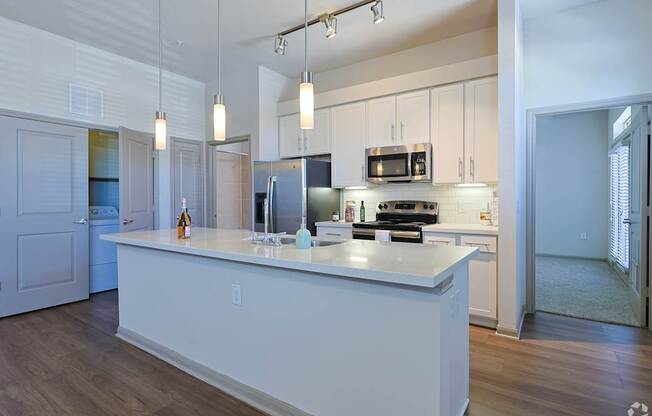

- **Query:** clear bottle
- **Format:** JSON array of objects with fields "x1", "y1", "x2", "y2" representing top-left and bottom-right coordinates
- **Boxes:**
[
  {"x1": 360, "y1": 201, "x2": 366, "y2": 222},
  {"x1": 295, "y1": 221, "x2": 312, "y2": 249},
  {"x1": 177, "y1": 198, "x2": 192, "y2": 239}
]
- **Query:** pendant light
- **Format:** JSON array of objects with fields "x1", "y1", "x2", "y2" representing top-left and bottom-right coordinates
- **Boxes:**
[
  {"x1": 213, "y1": 0, "x2": 226, "y2": 141},
  {"x1": 299, "y1": 0, "x2": 314, "y2": 130},
  {"x1": 154, "y1": 0, "x2": 167, "y2": 150}
]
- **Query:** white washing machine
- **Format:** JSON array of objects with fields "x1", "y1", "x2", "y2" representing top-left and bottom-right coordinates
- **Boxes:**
[{"x1": 89, "y1": 206, "x2": 119, "y2": 293}]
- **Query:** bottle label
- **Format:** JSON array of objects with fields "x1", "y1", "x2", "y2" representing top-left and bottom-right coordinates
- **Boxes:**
[{"x1": 184, "y1": 225, "x2": 191, "y2": 238}]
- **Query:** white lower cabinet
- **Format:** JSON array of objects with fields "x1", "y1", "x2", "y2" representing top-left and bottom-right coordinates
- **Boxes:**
[
  {"x1": 316, "y1": 225, "x2": 353, "y2": 239},
  {"x1": 424, "y1": 231, "x2": 497, "y2": 326}
]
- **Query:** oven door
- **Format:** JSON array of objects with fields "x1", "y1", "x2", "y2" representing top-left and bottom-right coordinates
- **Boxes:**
[{"x1": 366, "y1": 147, "x2": 411, "y2": 183}]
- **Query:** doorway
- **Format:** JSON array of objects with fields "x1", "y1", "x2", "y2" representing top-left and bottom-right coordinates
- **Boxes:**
[
  {"x1": 527, "y1": 103, "x2": 651, "y2": 328},
  {"x1": 207, "y1": 136, "x2": 252, "y2": 230}
]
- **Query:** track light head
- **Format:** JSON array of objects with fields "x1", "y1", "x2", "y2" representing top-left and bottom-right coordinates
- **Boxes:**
[
  {"x1": 371, "y1": 0, "x2": 384, "y2": 24},
  {"x1": 320, "y1": 14, "x2": 337, "y2": 39},
  {"x1": 274, "y1": 35, "x2": 288, "y2": 55}
]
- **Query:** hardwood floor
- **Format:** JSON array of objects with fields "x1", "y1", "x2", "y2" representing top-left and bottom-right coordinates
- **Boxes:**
[{"x1": 0, "y1": 291, "x2": 650, "y2": 416}]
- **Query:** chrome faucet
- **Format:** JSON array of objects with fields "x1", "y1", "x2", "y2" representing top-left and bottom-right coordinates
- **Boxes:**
[{"x1": 251, "y1": 175, "x2": 285, "y2": 246}]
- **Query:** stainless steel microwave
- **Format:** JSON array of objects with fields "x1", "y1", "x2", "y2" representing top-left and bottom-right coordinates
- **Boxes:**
[{"x1": 366, "y1": 143, "x2": 432, "y2": 183}]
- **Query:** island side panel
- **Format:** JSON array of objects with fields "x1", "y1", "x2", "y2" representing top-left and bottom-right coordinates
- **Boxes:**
[{"x1": 116, "y1": 244, "x2": 468, "y2": 416}]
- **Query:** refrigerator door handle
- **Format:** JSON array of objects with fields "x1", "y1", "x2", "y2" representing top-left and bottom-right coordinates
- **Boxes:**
[{"x1": 267, "y1": 175, "x2": 278, "y2": 234}]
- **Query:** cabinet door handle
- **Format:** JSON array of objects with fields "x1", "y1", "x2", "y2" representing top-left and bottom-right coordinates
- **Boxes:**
[
  {"x1": 458, "y1": 157, "x2": 463, "y2": 178},
  {"x1": 361, "y1": 164, "x2": 366, "y2": 181},
  {"x1": 297, "y1": 135, "x2": 302, "y2": 154},
  {"x1": 391, "y1": 123, "x2": 395, "y2": 143},
  {"x1": 325, "y1": 232, "x2": 341, "y2": 236},
  {"x1": 400, "y1": 122, "x2": 404, "y2": 143},
  {"x1": 470, "y1": 157, "x2": 475, "y2": 178},
  {"x1": 73, "y1": 218, "x2": 88, "y2": 225},
  {"x1": 122, "y1": 219, "x2": 134, "y2": 225}
]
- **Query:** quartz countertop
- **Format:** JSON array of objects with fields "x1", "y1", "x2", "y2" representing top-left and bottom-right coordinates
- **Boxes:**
[
  {"x1": 421, "y1": 224, "x2": 499, "y2": 236},
  {"x1": 102, "y1": 228, "x2": 477, "y2": 288}
]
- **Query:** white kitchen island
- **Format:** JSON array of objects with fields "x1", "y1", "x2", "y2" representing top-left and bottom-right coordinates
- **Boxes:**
[{"x1": 102, "y1": 228, "x2": 477, "y2": 416}]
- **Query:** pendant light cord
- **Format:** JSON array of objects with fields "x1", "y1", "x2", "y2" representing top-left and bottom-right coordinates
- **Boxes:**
[
  {"x1": 304, "y1": 0, "x2": 307, "y2": 73},
  {"x1": 217, "y1": 0, "x2": 221, "y2": 95},
  {"x1": 158, "y1": 0, "x2": 162, "y2": 112}
]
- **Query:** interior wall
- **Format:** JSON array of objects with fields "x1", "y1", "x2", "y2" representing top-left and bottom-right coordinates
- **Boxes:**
[
  {"x1": 279, "y1": 27, "x2": 498, "y2": 101},
  {"x1": 0, "y1": 16, "x2": 207, "y2": 230},
  {"x1": 523, "y1": 0, "x2": 652, "y2": 109},
  {"x1": 497, "y1": 0, "x2": 526, "y2": 335},
  {"x1": 536, "y1": 110, "x2": 609, "y2": 259}
]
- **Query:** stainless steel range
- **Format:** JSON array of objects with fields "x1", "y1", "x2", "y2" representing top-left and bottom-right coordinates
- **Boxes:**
[{"x1": 352, "y1": 200, "x2": 438, "y2": 243}]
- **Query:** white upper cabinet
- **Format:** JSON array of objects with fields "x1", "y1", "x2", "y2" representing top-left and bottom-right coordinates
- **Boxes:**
[
  {"x1": 464, "y1": 77, "x2": 498, "y2": 183},
  {"x1": 431, "y1": 83, "x2": 465, "y2": 185},
  {"x1": 367, "y1": 96, "x2": 397, "y2": 148},
  {"x1": 303, "y1": 108, "x2": 331, "y2": 156},
  {"x1": 331, "y1": 102, "x2": 367, "y2": 188},
  {"x1": 396, "y1": 90, "x2": 430, "y2": 145},
  {"x1": 279, "y1": 110, "x2": 331, "y2": 158},
  {"x1": 279, "y1": 113, "x2": 301, "y2": 159}
]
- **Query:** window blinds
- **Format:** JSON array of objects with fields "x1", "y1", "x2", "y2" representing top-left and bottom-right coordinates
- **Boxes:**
[{"x1": 609, "y1": 145, "x2": 629, "y2": 271}]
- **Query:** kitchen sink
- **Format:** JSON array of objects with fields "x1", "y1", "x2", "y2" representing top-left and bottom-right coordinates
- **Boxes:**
[{"x1": 278, "y1": 237, "x2": 343, "y2": 247}]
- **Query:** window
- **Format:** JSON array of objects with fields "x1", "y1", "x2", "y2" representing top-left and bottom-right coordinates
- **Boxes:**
[{"x1": 609, "y1": 145, "x2": 629, "y2": 271}]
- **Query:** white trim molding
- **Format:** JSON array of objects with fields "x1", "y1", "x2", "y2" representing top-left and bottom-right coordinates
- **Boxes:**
[{"x1": 116, "y1": 326, "x2": 312, "y2": 416}]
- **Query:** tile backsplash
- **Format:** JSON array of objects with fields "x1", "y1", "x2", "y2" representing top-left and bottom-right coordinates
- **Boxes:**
[{"x1": 342, "y1": 183, "x2": 498, "y2": 225}]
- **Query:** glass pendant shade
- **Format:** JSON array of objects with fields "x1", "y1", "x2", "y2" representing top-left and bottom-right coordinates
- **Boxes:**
[
  {"x1": 213, "y1": 95, "x2": 226, "y2": 141},
  {"x1": 155, "y1": 111, "x2": 167, "y2": 150},
  {"x1": 299, "y1": 72, "x2": 314, "y2": 130}
]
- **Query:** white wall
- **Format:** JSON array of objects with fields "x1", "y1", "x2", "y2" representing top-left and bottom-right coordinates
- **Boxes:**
[
  {"x1": 206, "y1": 60, "x2": 293, "y2": 161},
  {"x1": 279, "y1": 27, "x2": 498, "y2": 101},
  {"x1": 524, "y1": 0, "x2": 652, "y2": 109},
  {"x1": 497, "y1": 0, "x2": 526, "y2": 335},
  {"x1": 0, "y1": 16, "x2": 206, "y2": 229},
  {"x1": 536, "y1": 111, "x2": 609, "y2": 259}
]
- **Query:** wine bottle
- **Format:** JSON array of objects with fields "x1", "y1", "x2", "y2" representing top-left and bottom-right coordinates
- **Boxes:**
[
  {"x1": 360, "y1": 201, "x2": 366, "y2": 222},
  {"x1": 177, "y1": 198, "x2": 192, "y2": 239}
]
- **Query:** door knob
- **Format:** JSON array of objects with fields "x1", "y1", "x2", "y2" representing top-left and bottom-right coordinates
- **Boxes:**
[{"x1": 73, "y1": 218, "x2": 88, "y2": 224}]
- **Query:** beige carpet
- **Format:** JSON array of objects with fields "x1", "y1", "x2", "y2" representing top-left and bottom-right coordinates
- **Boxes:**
[{"x1": 536, "y1": 256, "x2": 640, "y2": 327}]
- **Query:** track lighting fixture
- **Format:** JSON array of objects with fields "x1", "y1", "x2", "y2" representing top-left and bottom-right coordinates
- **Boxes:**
[
  {"x1": 273, "y1": 0, "x2": 386, "y2": 55},
  {"x1": 371, "y1": 0, "x2": 384, "y2": 24},
  {"x1": 320, "y1": 14, "x2": 337, "y2": 39},
  {"x1": 274, "y1": 35, "x2": 288, "y2": 55}
]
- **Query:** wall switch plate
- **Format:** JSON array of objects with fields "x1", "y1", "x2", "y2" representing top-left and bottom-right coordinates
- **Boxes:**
[
  {"x1": 231, "y1": 284, "x2": 242, "y2": 306},
  {"x1": 580, "y1": 232, "x2": 588, "y2": 240}
]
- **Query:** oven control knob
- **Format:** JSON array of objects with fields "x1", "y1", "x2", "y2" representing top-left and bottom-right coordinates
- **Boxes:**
[
  {"x1": 423, "y1": 204, "x2": 428, "y2": 209},
  {"x1": 378, "y1": 204, "x2": 383, "y2": 210},
  {"x1": 383, "y1": 204, "x2": 388, "y2": 209},
  {"x1": 429, "y1": 204, "x2": 435, "y2": 210}
]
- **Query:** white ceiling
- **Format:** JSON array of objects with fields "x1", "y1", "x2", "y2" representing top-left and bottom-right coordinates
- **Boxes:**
[
  {"x1": 520, "y1": 0, "x2": 603, "y2": 20},
  {"x1": 0, "y1": 0, "x2": 497, "y2": 82}
]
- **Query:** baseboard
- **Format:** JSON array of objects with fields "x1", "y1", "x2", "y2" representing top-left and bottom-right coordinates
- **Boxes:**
[
  {"x1": 116, "y1": 326, "x2": 312, "y2": 416},
  {"x1": 459, "y1": 398, "x2": 470, "y2": 416},
  {"x1": 535, "y1": 253, "x2": 607, "y2": 262},
  {"x1": 470, "y1": 315, "x2": 497, "y2": 329},
  {"x1": 495, "y1": 308, "x2": 526, "y2": 340}
]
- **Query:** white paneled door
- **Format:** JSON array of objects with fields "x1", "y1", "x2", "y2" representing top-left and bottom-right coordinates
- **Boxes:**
[
  {"x1": 171, "y1": 138, "x2": 204, "y2": 227},
  {"x1": 119, "y1": 127, "x2": 155, "y2": 232},
  {"x1": 0, "y1": 116, "x2": 89, "y2": 318}
]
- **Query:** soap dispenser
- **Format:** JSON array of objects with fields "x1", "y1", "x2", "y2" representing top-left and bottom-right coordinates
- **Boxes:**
[{"x1": 295, "y1": 221, "x2": 312, "y2": 249}]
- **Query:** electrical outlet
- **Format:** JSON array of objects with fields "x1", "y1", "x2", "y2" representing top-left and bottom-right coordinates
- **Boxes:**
[
  {"x1": 231, "y1": 284, "x2": 242, "y2": 306},
  {"x1": 580, "y1": 232, "x2": 588, "y2": 240}
]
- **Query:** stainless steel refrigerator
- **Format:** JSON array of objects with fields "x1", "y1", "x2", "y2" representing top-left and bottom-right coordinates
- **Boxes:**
[{"x1": 253, "y1": 159, "x2": 340, "y2": 235}]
